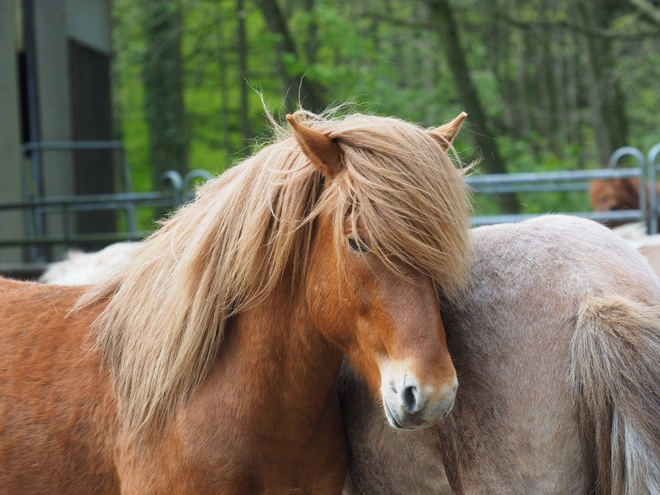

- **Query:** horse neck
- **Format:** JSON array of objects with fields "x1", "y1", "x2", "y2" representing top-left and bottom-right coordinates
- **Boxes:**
[{"x1": 225, "y1": 280, "x2": 344, "y2": 414}]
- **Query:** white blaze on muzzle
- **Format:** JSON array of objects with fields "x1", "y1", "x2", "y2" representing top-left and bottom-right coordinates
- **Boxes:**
[{"x1": 379, "y1": 359, "x2": 457, "y2": 430}]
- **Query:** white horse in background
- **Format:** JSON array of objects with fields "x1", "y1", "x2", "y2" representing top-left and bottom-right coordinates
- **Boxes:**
[{"x1": 39, "y1": 242, "x2": 139, "y2": 285}]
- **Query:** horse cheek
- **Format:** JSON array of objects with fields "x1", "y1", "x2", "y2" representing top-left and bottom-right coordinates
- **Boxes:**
[{"x1": 305, "y1": 270, "x2": 354, "y2": 351}]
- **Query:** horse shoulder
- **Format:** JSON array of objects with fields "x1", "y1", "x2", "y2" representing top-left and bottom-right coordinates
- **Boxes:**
[{"x1": 0, "y1": 278, "x2": 119, "y2": 494}]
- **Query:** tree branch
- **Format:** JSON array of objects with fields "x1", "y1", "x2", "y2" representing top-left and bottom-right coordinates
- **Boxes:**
[
  {"x1": 628, "y1": 0, "x2": 660, "y2": 25},
  {"x1": 363, "y1": 9, "x2": 660, "y2": 40},
  {"x1": 491, "y1": 10, "x2": 660, "y2": 39}
]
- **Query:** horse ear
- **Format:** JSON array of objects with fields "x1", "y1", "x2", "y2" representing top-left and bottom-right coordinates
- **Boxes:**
[
  {"x1": 286, "y1": 114, "x2": 343, "y2": 178},
  {"x1": 428, "y1": 112, "x2": 467, "y2": 150}
]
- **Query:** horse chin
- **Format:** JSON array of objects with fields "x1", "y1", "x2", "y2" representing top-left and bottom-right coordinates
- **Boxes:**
[
  {"x1": 383, "y1": 401, "x2": 417, "y2": 430},
  {"x1": 382, "y1": 400, "x2": 452, "y2": 431},
  {"x1": 381, "y1": 385, "x2": 457, "y2": 431}
]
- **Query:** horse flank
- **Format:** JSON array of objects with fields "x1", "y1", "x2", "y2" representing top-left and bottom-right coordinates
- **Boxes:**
[{"x1": 75, "y1": 110, "x2": 471, "y2": 436}]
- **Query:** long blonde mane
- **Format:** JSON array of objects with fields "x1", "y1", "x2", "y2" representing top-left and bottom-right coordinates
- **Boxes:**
[{"x1": 78, "y1": 109, "x2": 471, "y2": 436}]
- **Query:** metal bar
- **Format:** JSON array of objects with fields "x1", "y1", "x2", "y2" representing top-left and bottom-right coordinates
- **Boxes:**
[
  {"x1": 22, "y1": 0, "x2": 45, "y2": 261},
  {"x1": 0, "y1": 165, "x2": 209, "y2": 257},
  {"x1": 0, "y1": 192, "x2": 174, "y2": 209},
  {"x1": 161, "y1": 171, "x2": 184, "y2": 206},
  {"x1": 0, "y1": 231, "x2": 152, "y2": 247},
  {"x1": 610, "y1": 147, "x2": 647, "y2": 231},
  {"x1": 184, "y1": 169, "x2": 214, "y2": 201},
  {"x1": 648, "y1": 144, "x2": 660, "y2": 235},
  {"x1": 471, "y1": 209, "x2": 645, "y2": 227},
  {"x1": 20, "y1": 141, "x2": 140, "y2": 235},
  {"x1": 466, "y1": 148, "x2": 652, "y2": 230},
  {"x1": 120, "y1": 148, "x2": 137, "y2": 233},
  {"x1": 62, "y1": 203, "x2": 71, "y2": 250},
  {"x1": 608, "y1": 146, "x2": 646, "y2": 169},
  {"x1": 467, "y1": 183, "x2": 589, "y2": 194},
  {"x1": 21, "y1": 140, "x2": 125, "y2": 152},
  {"x1": 56, "y1": 199, "x2": 177, "y2": 212},
  {"x1": 464, "y1": 167, "x2": 642, "y2": 186}
]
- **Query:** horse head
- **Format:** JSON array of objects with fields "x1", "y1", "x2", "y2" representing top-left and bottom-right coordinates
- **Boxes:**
[
  {"x1": 589, "y1": 178, "x2": 640, "y2": 227},
  {"x1": 288, "y1": 112, "x2": 469, "y2": 429}
]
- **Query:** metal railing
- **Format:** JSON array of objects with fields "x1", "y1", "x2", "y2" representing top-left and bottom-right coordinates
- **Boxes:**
[
  {"x1": 0, "y1": 168, "x2": 212, "y2": 248},
  {"x1": 2, "y1": 138, "x2": 213, "y2": 260},
  {"x1": 2, "y1": 140, "x2": 660, "y2": 267},
  {"x1": 465, "y1": 145, "x2": 659, "y2": 232},
  {"x1": 646, "y1": 143, "x2": 660, "y2": 234},
  {"x1": 20, "y1": 141, "x2": 135, "y2": 242}
]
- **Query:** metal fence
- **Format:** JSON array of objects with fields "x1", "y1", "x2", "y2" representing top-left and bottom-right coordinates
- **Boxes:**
[
  {"x1": 2, "y1": 140, "x2": 660, "y2": 271},
  {"x1": 1, "y1": 140, "x2": 213, "y2": 263},
  {"x1": 465, "y1": 144, "x2": 660, "y2": 234}
]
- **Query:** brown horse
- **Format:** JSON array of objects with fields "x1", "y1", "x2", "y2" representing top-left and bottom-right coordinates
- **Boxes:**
[
  {"x1": 0, "y1": 109, "x2": 471, "y2": 494},
  {"x1": 340, "y1": 215, "x2": 660, "y2": 494},
  {"x1": 589, "y1": 177, "x2": 660, "y2": 229},
  {"x1": 589, "y1": 177, "x2": 642, "y2": 217}
]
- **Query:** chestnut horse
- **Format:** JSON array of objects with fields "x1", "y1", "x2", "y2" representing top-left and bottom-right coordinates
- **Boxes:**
[
  {"x1": 589, "y1": 177, "x2": 642, "y2": 218},
  {"x1": 590, "y1": 177, "x2": 660, "y2": 229},
  {"x1": 340, "y1": 215, "x2": 660, "y2": 495},
  {"x1": 0, "y1": 109, "x2": 471, "y2": 494}
]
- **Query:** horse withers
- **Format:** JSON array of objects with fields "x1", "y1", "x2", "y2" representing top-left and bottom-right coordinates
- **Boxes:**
[
  {"x1": 0, "y1": 109, "x2": 471, "y2": 494},
  {"x1": 340, "y1": 215, "x2": 660, "y2": 495}
]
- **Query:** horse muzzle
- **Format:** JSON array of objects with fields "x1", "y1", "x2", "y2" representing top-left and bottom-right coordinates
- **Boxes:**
[{"x1": 381, "y1": 372, "x2": 457, "y2": 430}]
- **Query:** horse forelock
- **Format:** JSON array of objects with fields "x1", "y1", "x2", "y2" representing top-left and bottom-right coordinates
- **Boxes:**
[
  {"x1": 76, "y1": 110, "x2": 471, "y2": 437},
  {"x1": 319, "y1": 113, "x2": 472, "y2": 298}
]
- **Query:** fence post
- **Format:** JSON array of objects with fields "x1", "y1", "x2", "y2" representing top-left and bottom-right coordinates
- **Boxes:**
[
  {"x1": 161, "y1": 171, "x2": 184, "y2": 207},
  {"x1": 184, "y1": 170, "x2": 214, "y2": 201},
  {"x1": 648, "y1": 144, "x2": 660, "y2": 235},
  {"x1": 609, "y1": 146, "x2": 647, "y2": 232}
]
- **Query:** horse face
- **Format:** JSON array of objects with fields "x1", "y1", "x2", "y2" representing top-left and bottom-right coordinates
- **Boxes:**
[
  {"x1": 306, "y1": 215, "x2": 457, "y2": 430},
  {"x1": 589, "y1": 179, "x2": 640, "y2": 221}
]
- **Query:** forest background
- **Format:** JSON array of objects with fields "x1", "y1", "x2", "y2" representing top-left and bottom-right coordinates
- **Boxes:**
[{"x1": 111, "y1": 0, "x2": 660, "y2": 223}]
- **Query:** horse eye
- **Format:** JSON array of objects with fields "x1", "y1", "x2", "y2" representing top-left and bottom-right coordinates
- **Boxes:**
[{"x1": 348, "y1": 237, "x2": 369, "y2": 253}]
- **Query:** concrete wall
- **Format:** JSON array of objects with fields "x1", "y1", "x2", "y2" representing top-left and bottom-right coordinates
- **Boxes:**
[
  {"x1": 0, "y1": 0, "x2": 26, "y2": 262},
  {"x1": 66, "y1": 0, "x2": 112, "y2": 54},
  {"x1": 35, "y1": 0, "x2": 75, "y2": 198},
  {"x1": 0, "y1": 0, "x2": 112, "y2": 263}
]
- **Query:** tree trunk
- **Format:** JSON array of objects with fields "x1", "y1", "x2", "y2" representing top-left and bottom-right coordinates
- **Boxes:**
[
  {"x1": 142, "y1": 0, "x2": 188, "y2": 193},
  {"x1": 302, "y1": 0, "x2": 319, "y2": 66},
  {"x1": 427, "y1": 0, "x2": 520, "y2": 213},
  {"x1": 237, "y1": 0, "x2": 252, "y2": 147},
  {"x1": 541, "y1": 20, "x2": 559, "y2": 147},
  {"x1": 216, "y1": 2, "x2": 231, "y2": 166},
  {"x1": 576, "y1": 0, "x2": 628, "y2": 166},
  {"x1": 258, "y1": 0, "x2": 325, "y2": 113}
]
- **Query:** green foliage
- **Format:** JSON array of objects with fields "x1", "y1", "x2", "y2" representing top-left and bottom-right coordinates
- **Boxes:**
[{"x1": 112, "y1": 0, "x2": 660, "y2": 227}]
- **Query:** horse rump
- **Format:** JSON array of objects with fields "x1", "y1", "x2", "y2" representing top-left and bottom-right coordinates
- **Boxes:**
[{"x1": 571, "y1": 295, "x2": 660, "y2": 494}]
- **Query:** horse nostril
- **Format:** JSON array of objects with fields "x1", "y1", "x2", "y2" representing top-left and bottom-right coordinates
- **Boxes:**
[{"x1": 401, "y1": 385, "x2": 419, "y2": 414}]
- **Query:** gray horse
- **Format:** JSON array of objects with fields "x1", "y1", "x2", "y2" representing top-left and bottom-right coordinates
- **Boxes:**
[{"x1": 340, "y1": 215, "x2": 660, "y2": 494}]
